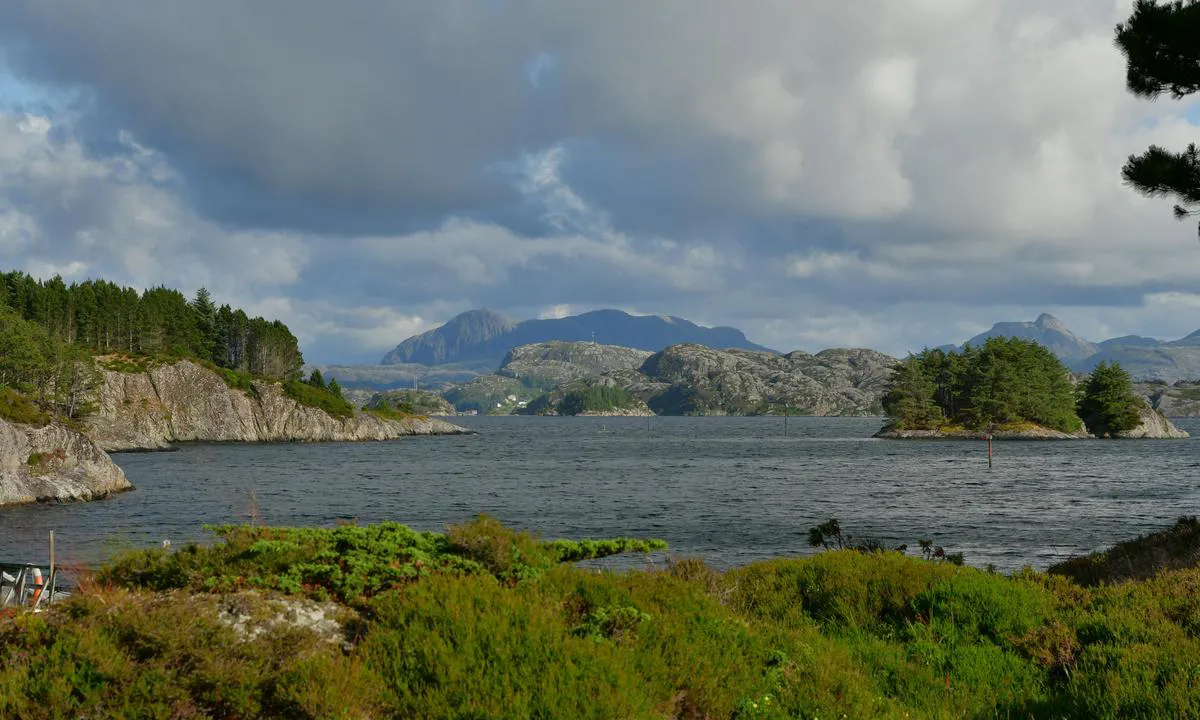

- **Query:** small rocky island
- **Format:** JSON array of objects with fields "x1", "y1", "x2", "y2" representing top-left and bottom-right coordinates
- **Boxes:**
[{"x1": 876, "y1": 338, "x2": 1187, "y2": 440}]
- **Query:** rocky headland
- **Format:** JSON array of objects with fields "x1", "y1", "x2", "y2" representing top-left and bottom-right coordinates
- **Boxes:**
[
  {"x1": 88, "y1": 360, "x2": 469, "y2": 452},
  {"x1": 0, "y1": 417, "x2": 132, "y2": 507}
]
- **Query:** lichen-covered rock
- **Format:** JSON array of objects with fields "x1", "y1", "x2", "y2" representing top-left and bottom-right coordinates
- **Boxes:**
[
  {"x1": 88, "y1": 360, "x2": 469, "y2": 451},
  {"x1": 1114, "y1": 404, "x2": 1190, "y2": 439},
  {"x1": 0, "y1": 418, "x2": 132, "y2": 506},
  {"x1": 499, "y1": 342, "x2": 653, "y2": 386},
  {"x1": 634, "y1": 344, "x2": 896, "y2": 416}
]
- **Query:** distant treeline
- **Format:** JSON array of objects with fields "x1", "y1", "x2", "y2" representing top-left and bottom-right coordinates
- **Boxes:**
[{"x1": 0, "y1": 271, "x2": 302, "y2": 379}]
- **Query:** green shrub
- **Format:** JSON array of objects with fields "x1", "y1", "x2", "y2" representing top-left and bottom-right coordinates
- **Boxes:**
[
  {"x1": 0, "y1": 387, "x2": 50, "y2": 426},
  {"x1": 1049, "y1": 516, "x2": 1200, "y2": 586},
  {"x1": 101, "y1": 517, "x2": 668, "y2": 603},
  {"x1": 282, "y1": 380, "x2": 355, "y2": 419},
  {"x1": 364, "y1": 405, "x2": 417, "y2": 421}
]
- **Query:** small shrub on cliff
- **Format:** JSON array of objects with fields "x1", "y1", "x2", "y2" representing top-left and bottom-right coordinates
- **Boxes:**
[
  {"x1": 0, "y1": 387, "x2": 49, "y2": 426},
  {"x1": 282, "y1": 379, "x2": 355, "y2": 420}
]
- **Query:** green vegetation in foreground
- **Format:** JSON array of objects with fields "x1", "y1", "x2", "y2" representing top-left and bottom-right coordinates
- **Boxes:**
[
  {"x1": 4, "y1": 517, "x2": 1200, "y2": 719},
  {"x1": 883, "y1": 337, "x2": 1084, "y2": 433},
  {"x1": 559, "y1": 384, "x2": 638, "y2": 415}
]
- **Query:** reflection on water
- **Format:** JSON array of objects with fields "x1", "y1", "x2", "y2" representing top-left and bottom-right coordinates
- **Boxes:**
[{"x1": 3, "y1": 416, "x2": 1198, "y2": 572}]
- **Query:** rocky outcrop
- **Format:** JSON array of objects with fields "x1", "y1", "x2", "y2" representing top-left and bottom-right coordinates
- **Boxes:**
[
  {"x1": 89, "y1": 360, "x2": 468, "y2": 451},
  {"x1": 632, "y1": 345, "x2": 896, "y2": 416},
  {"x1": 875, "y1": 405, "x2": 1187, "y2": 440},
  {"x1": 366, "y1": 389, "x2": 456, "y2": 416},
  {"x1": 0, "y1": 418, "x2": 131, "y2": 506},
  {"x1": 1114, "y1": 404, "x2": 1190, "y2": 439},
  {"x1": 875, "y1": 426, "x2": 1091, "y2": 440},
  {"x1": 1137, "y1": 381, "x2": 1200, "y2": 417},
  {"x1": 498, "y1": 342, "x2": 653, "y2": 386},
  {"x1": 511, "y1": 343, "x2": 896, "y2": 417}
]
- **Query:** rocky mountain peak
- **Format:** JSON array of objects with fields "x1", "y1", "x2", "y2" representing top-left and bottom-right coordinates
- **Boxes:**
[{"x1": 1035, "y1": 313, "x2": 1068, "y2": 332}]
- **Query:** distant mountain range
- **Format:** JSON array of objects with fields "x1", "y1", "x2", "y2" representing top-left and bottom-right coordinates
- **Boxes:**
[
  {"x1": 381, "y1": 308, "x2": 775, "y2": 367},
  {"x1": 944, "y1": 314, "x2": 1200, "y2": 382}
]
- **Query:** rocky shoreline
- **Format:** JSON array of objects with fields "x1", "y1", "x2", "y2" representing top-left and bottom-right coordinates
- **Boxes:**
[
  {"x1": 875, "y1": 405, "x2": 1188, "y2": 440},
  {"x1": 1, "y1": 360, "x2": 470, "y2": 507},
  {"x1": 88, "y1": 360, "x2": 470, "y2": 452},
  {"x1": 0, "y1": 418, "x2": 132, "y2": 507}
]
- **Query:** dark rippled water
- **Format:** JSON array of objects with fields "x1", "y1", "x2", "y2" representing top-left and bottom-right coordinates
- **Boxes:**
[{"x1": 3, "y1": 416, "x2": 1200, "y2": 572}]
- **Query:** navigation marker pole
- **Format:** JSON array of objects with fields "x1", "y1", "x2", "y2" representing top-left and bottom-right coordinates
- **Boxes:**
[{"x1": 987, "y1": 434, "x2": 993, "y2": 468}]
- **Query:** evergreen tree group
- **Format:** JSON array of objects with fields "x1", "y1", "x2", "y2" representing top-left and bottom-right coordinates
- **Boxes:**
[
  {"x1": 0, "y1": 271, "x2": 303, "y2": 380},
  {"x1": 1076, "y1": 362, "x2": 1144, "y2": 438},
  {"x1": 882, "y1": 338, "x2": 1082, "y2": 433},
  {"x1": 0, "y1": 270, "x2": 307, "y2": 423}
]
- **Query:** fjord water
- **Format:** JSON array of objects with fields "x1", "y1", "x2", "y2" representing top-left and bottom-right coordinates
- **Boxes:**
[{"x1": 3, "y1": 416, "x2": 1199, "y2": 572}]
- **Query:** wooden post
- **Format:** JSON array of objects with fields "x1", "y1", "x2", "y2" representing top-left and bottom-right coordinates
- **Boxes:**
[
  {"x1": 987, "y1": 435, "x2": 993, "y2": 468},
  {"x1": 48, "y1": 531, "x2": 55, "y2": 604}
]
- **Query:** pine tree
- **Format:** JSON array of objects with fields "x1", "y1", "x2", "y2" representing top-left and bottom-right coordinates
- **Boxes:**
[
  {"x1": 881, "y1": 356, "x2": 944, "y2": 430},
  {"x1": 1078, "y1": 362, "x2": 1143, "y2": 437},
  {"x1": 1116, "y1": 1, "x2": 1200, "y2": 234},
  {"x1": 191, "y1": 287, "x2": 220, "y2": 362}
]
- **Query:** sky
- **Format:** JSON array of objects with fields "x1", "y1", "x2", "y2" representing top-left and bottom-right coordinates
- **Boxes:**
[{"x1": 2, "y1": 1, "x2": 1200, "y2": 364}]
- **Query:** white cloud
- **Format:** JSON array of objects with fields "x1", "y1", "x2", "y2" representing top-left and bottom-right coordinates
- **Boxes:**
[{"x1": 6, "y1": 3, "x2": 1200, "y2": 363}]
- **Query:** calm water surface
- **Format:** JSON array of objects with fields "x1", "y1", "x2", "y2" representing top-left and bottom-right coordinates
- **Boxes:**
[{"x1": 3, "y1": 416, "x2": 1199, "y2": 572}]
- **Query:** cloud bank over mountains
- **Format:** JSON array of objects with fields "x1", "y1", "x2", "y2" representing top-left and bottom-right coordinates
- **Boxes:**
[{"x1": 2, "y1": 1, "x2": 1200, "y2": 362}]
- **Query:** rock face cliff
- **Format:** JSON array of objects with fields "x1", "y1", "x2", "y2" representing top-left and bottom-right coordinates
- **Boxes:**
[
  {"x1": 1137, "y1": 381, "x2": 1200, "y2": 417},
  {"x1": 89, "y1": 360, "x2": 468, "y2": 451},
  {"x1": 1115, "y1": 404, "x2": 1190, "y2": 439},
  {"x1": 498, "y1": 342, "x2": 653, "y2": 386},
  {"x1": 633, "y1": 345, "x2": 896, "y2": 416},
  {"x1": 0, "y1": 418, "x2": 131, "y2": 506},
  {"x1": 512, "y1": 343, "x2": 897, "y2": 416}
]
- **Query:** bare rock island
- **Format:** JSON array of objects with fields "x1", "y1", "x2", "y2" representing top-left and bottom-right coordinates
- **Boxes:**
[
  {"x1": 88, "y1": 360, "x2": 470, "y2": 452},
  {"x1": 0, "y1": 418, "x2": 132, "y2": 507}
]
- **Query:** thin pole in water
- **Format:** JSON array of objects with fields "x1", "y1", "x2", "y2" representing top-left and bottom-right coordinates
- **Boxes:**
[
  {"x1": 987, "y1": 435, "x2": 993, "y2": 468},
  {"x1": 48, "y1": 530, "x2": 55, "y2": 604}
]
